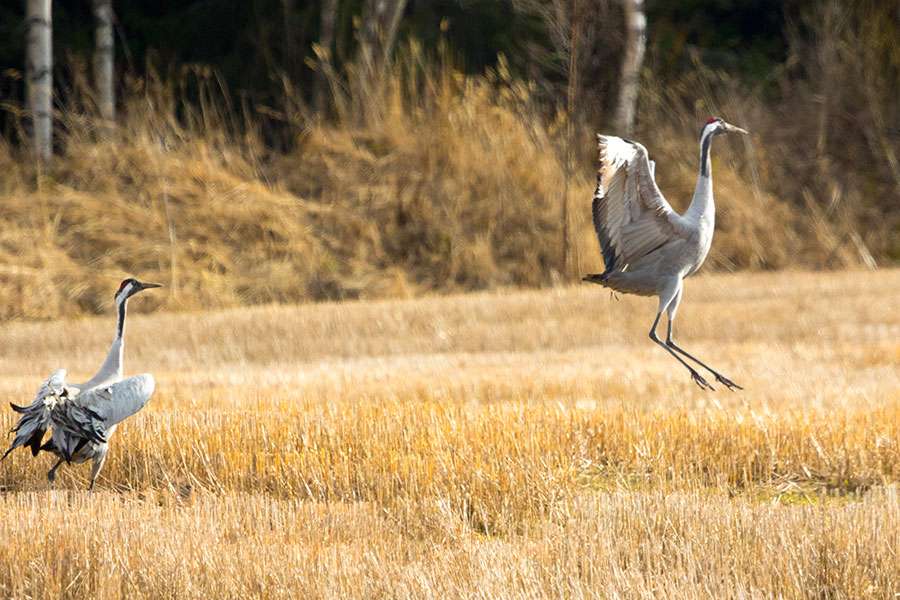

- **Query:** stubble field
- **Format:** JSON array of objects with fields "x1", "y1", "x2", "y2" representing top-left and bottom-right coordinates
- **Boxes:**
[{"x1": 0, "y1": 269, "x2": 898, "y2": 598}]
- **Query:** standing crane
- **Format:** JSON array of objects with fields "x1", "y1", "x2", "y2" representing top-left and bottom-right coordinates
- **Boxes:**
[
  {"x1": 3, "y1": 278, "x2": 162, "y2": 489},
  {"x1": 584, "y1": 117, "x2": 746, "y2": 391}
]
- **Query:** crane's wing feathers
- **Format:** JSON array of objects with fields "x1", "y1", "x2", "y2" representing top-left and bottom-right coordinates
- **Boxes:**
[
  {"x1": 77, "y1": 374, "x2": 155, "y2": 430},
  {"x1": 592, "y1": 135, "x2": 689, "y2": 274}
]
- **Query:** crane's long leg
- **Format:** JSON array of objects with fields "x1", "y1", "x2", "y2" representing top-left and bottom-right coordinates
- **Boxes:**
[
  {"x1": 665, "y1": 320, "x2": 742, "y2": 391},
  {"x1": 88, "y1": 448, "x2": 109, "y2": 491},
  {"x1": 648, "y1": 312, "x2": 714, "y2": 391},
  {"x1": 650, "y1": 279, "x2": 715, "y2": 390},
  {"x1": 47, "y1": 458, "x2": 64, "y2": 485}
]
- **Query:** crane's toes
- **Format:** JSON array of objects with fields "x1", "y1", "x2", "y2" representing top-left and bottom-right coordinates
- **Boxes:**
[
  {"x1": 715, "y1": 375, "x2": 743, "y2": 392},
  {"x1": 691, "y1": 371, "x2": 715, "y2": 391}
]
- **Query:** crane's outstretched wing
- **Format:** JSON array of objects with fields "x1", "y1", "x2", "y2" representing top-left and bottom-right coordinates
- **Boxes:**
[
  {"x1": 592, "y1": 135, "x2": 689, "y2": 275},
  {"x1": 49, "y1": 374, "x2": 155, "y2": 461},
  {"x1": 3, "y1": 369, "x2": 75, "y2": 459},
  {"x1": 85, "y1": 374, "x2": 155, "y2": 431}
]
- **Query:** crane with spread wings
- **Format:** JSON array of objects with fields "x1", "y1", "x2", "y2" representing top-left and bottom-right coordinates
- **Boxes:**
[{"x1": 585, "y1": 118, "x2": 747, "y2": 391}]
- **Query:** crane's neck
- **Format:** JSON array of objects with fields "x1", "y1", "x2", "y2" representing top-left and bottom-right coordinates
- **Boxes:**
[
  {"x1": 81, "y1": 295, "x2": 128, "y2": 390},
  {"x1": 684, "y1": 132, "x2": 715, "y2": 227}
]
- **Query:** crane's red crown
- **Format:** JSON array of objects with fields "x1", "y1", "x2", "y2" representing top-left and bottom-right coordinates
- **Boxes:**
[{"x1": 705, "y1": 117, "x2": 721, "y2": 125}]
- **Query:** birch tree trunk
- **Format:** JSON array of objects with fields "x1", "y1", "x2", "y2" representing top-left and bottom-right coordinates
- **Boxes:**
[
  {"x1": 613, "y1": 0, "x2": 645, "y2": 136},
  {"x1": 93, "y1": 0, "x2": 115, "y2": 127},
  {"x1": 26, "y1": 0, "x2": 53, "y2": 162}
]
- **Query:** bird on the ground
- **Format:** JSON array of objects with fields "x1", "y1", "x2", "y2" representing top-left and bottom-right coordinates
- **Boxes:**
[
  {"x1": 3, "y1": 278, "x2": 162, "y2": 489},
  {"x1": 584, "y1": 117, "x2": 747, "y2": 391}
]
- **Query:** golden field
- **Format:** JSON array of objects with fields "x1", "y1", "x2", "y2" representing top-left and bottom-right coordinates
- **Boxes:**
[{"x1": 0, "y1": 268, "x2": 898, "y2": 598}]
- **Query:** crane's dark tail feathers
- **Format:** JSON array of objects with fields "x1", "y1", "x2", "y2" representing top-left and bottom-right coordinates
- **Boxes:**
[
  {"x1": 2, "y1": 426, "x2": 46, "y2": 459},
  {"x1": 3, "y1": 400, "x2": 51, "y2": 460}
]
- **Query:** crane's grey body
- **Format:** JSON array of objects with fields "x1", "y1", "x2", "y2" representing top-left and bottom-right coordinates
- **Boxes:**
[
  {"x1": 38, "y1": 374, "x2": 155, "y2": 486},
  {"x1": 3, "y1": 279, "x2": 161, "y2": 488},
  {"x1": 585, "y1": 118, "x2": 746, "y2": 390}
]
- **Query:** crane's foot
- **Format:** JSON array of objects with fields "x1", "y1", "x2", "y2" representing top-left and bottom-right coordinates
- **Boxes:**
[
  {"x1": 690, "y1": 370, "x2": 715, "y2": 391},
  {"x1": 714, "y1": 374, "x2": 743, "y2": 392},
  {"x1": 47, "y1": 458, "x2": 63, "y2": 487}
]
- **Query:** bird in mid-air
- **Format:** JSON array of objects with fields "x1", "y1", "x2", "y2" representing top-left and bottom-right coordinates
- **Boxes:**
[
  {"x1": 584, "y1": 118, "x2": 747, "y2": 391},
  {"x1": 3, "y1": 278, "x2": 162, "y2": 489}
]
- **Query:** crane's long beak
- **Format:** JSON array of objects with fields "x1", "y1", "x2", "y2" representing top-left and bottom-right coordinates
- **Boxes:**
[
  {"x1": 136, "y1": 281, "x2": 164, "y2": 291},
  {"x1": 722, "y1": 122, "x2": 748, "y2": 135}
]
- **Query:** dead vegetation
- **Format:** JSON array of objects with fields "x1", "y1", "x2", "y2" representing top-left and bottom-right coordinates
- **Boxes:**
[{"x1": 2, "y1": 10, "x2": 897, "y2": 321}]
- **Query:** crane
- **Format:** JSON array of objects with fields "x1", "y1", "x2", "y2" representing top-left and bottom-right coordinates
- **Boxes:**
[
  {"x1": 584, "y1": 117, "x2": 746, "y2": 391},
  {"x1": 3, "y1": 278, "x2": 162, "y2": 489}
]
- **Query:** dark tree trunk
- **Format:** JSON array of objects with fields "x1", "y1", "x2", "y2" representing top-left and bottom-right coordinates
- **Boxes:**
[{"x1": 313, "y1": 0, "x2": 338, "y2": 113}]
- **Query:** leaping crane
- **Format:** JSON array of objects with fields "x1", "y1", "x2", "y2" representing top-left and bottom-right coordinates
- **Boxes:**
[
  {"x1": 3, "y1": 278, "x2": 162, "y2": 489},
  {"x1": 584, "y1": 118, "x2": 747, "y2": 391}
]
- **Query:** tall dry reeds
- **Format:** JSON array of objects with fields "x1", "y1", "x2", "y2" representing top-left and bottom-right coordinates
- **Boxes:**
[
  {"x1": 1, "y1": 2, "x2": 897, "y2": 320},
  {"x1": 0, "y1": 56, "x2": 593, "y2": 320}
]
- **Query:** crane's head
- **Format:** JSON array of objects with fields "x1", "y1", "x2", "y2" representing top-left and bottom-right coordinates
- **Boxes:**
[
  {"x1": 115, "y1": 278, "x2": 163, "y2": 305},
  {"x1": 701, "y1": 117, "x2": 747, "y2": 140}
]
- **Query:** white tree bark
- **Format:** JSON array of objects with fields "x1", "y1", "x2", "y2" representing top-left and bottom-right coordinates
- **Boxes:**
[
  {"x1": 26, "y1": 0, "x2": 53, "y2": 162},
  {"x1": 93, "y1": 0, "x2": 115, "y2": 125},
  {"x1": 613, "y1": 0, "x2": 646, "y2": 136}
]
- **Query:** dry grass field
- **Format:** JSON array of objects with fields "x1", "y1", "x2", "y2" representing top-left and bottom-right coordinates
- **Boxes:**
[{"x1": 0, "y1": 268, "x2": 898, "y2": 598}]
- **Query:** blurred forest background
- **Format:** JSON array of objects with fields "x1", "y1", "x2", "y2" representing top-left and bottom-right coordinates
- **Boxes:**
[{"x1": 0, "y1": 0, "x2": 898, "y2": 319}]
